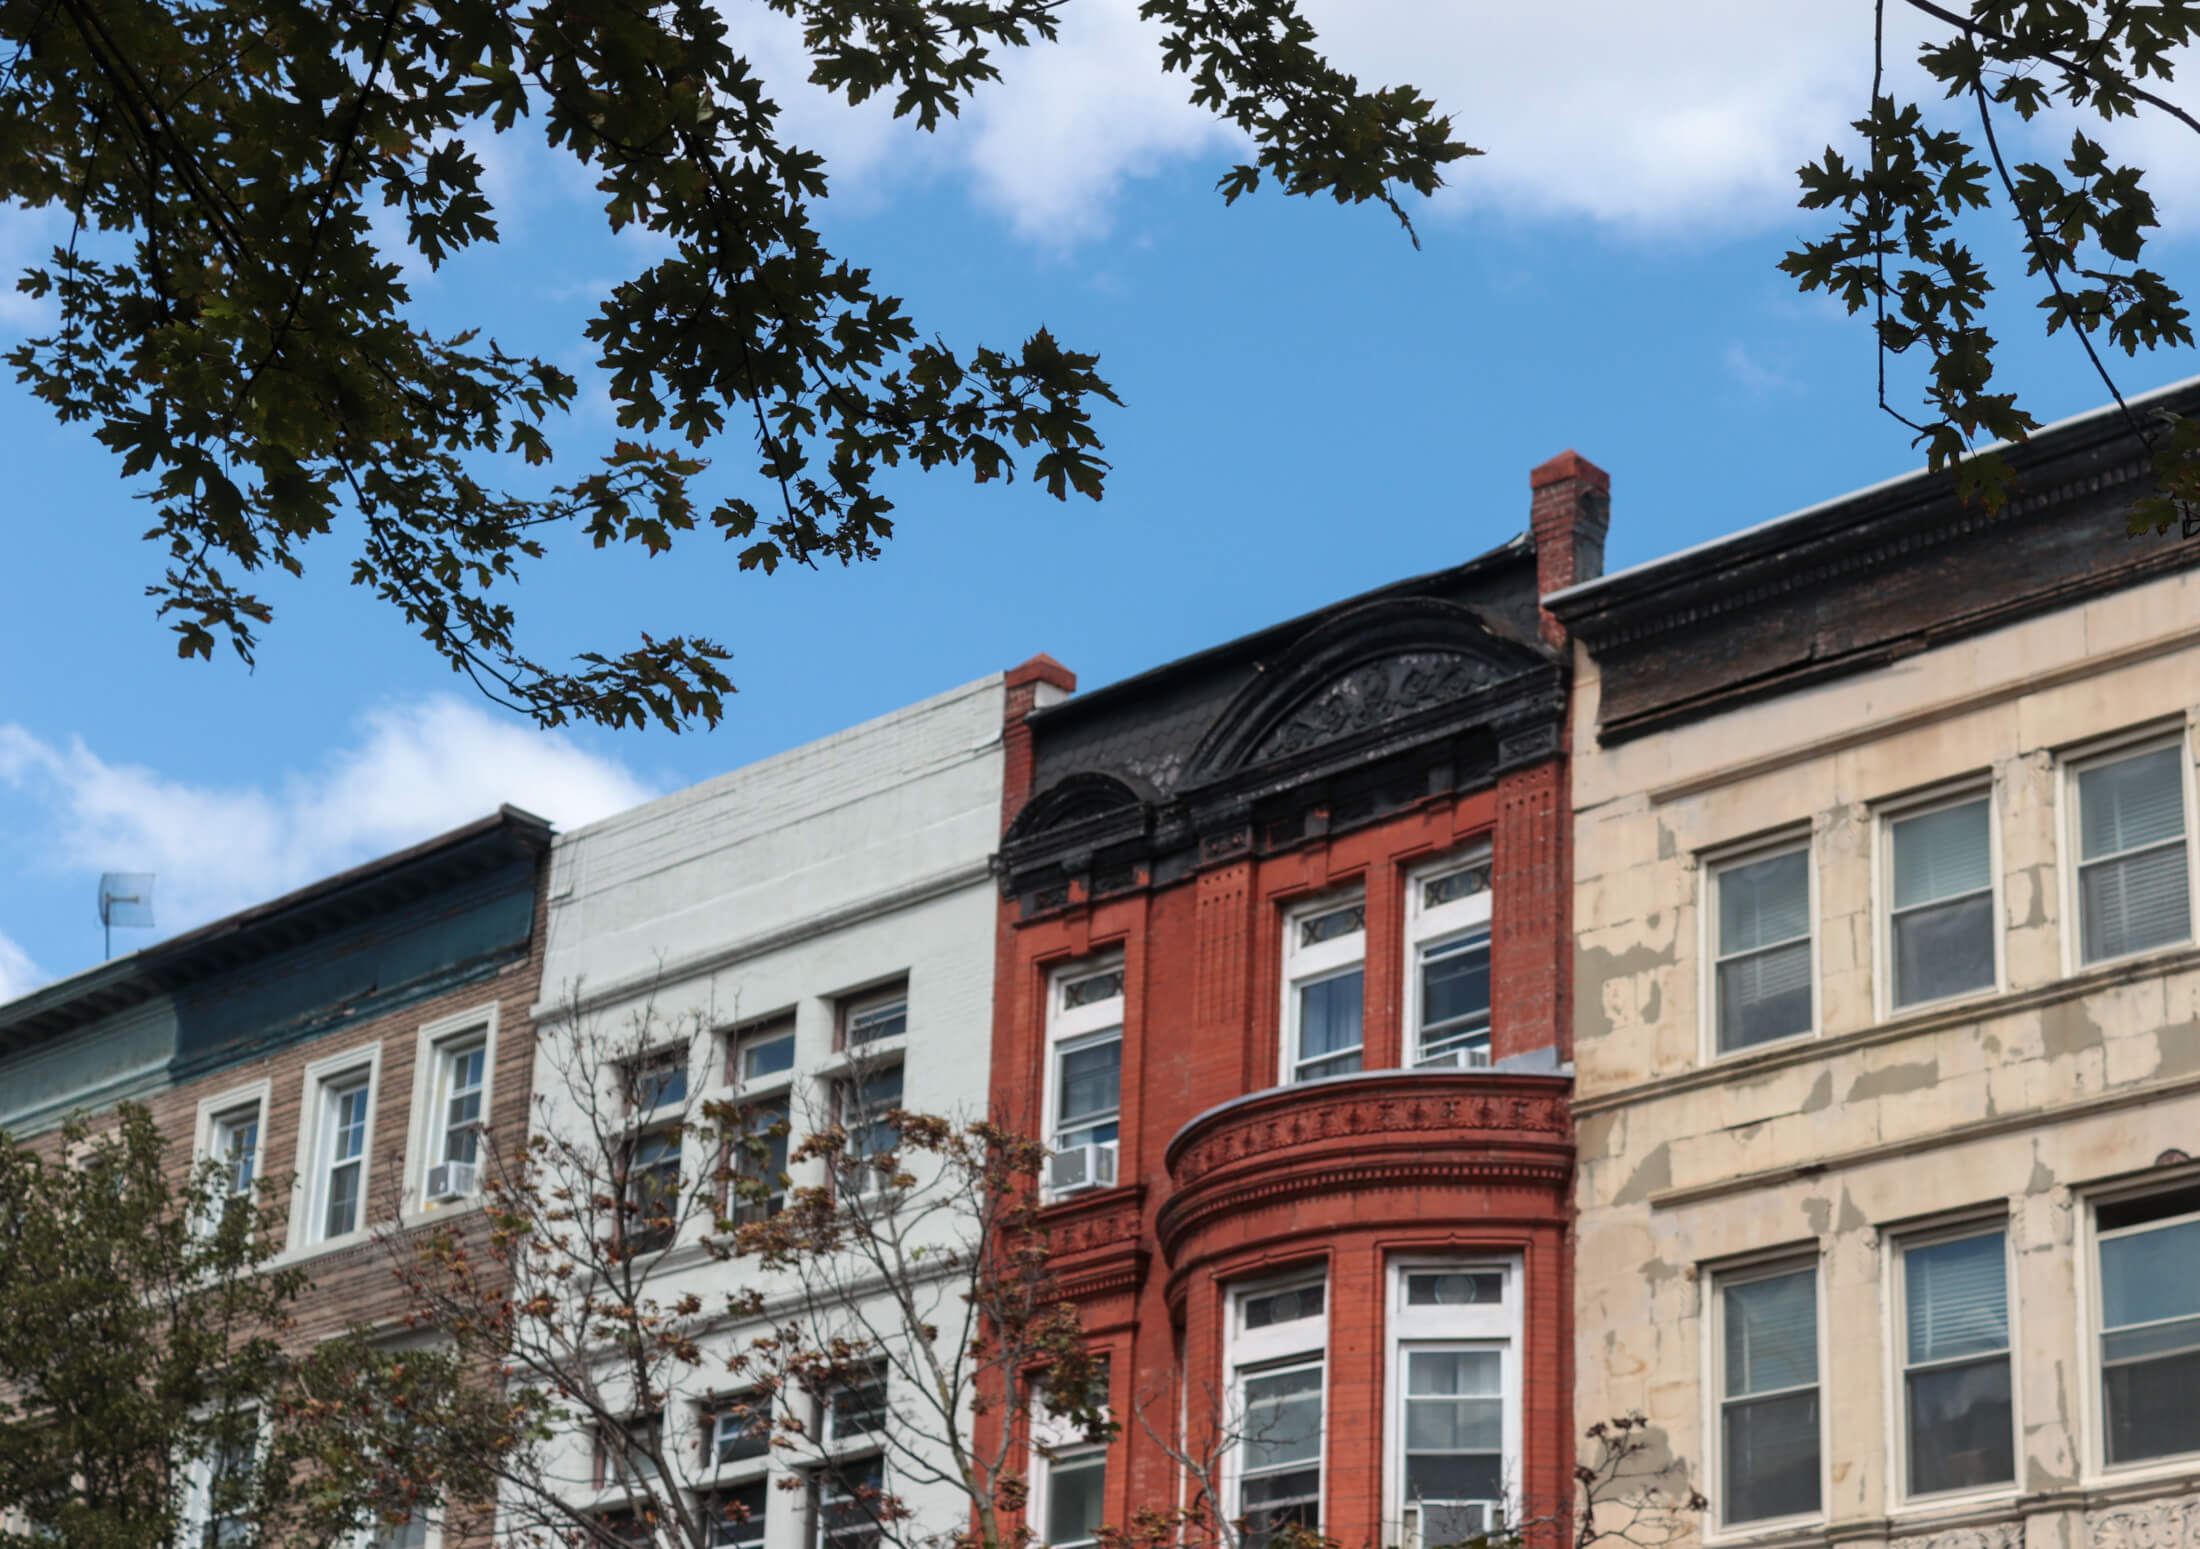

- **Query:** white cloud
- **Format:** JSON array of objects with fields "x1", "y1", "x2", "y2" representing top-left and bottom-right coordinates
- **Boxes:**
[
  {"x1": 0, "y1": 697, "x2": 657, "y2": 943},
  {"x1": 1724, "y1": 340, "x2": 1804, "y2": 395},
  {"x1": 0, "y1": 930, "x2": 42, "y2": 1003}
]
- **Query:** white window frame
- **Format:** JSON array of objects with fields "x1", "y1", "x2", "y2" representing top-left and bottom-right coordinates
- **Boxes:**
[
  {"x1": 1704, "y1": 1254, "x2": 1825, "y2": 1536},
  {"x1": 1043, "y1": 959, "x2": 1125, "y2": 1200},
  {"x1": 291, "y1": 1042, "x2": 383, "y2": 1253},
  {"x1": 192, "y1": 1079, "x2": 271, "y2": 1237},
  {"x1": 1384, "y1": 1258, "x2": 1521, "y2": 1549},
  {"x1": 730, "y1": 1012, "x2": 799, "y2": 1097},
  {"x1": 703, "y1": 1389, "x2": 776, "y2": 1477},
  {"x1": 1701, "y1": 834, "x2": 1818, "y2": 1061},
  {"x1": 362, "y1": 1503, "x2": 444, "y2": 1549},
  {"x1": 1029, "y1": 1359, "x2": 1113, "y2": 1549},
  {"x1": 836, "y1": 1059, "x2": 905, "y2": 1200},
  {"x1": 2060, "y1": 727, "x2": 2198, "y2": 974},
  {"x1": 1280, "y1": 894, "x2": 1368, "y2": 1085},
  {"x1": 1883, "y1": 1218, "x2": 2019, "y2": 1509},
  {"x1": 1404, "y1": 853, "x2": 1495, "y2": 1069},
  {"x1": 403, "y1": 1004, "x2": 498, "y2": 1217},
  {"x1": 180, "y1": 1404, "x2": 265, "y2": 1549},
  {"x1": 842, "y1": 983, "x2": 910, "y2": 1053},
  {"x1": 2078, "y1": 1172, "x2": 2200, "y2": 1482},
  {"x1": 1875, "y1": 784, "x2": 2002, "y2": 1019},
  {"x1": 812, "y1": 1451, "x2": 886, "y2": 1549},
  {"x1": 1225, "y1": 1272, "x2": 1329, "y2": 1548},
  {"x1": 705, "y1": 1477, "x2": 772, "y2": 1549}
]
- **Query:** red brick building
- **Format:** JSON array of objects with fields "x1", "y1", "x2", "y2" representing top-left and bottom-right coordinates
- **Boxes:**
[{"x1": 988, "y1": 456, "x2": 1607, "y2": 1549}]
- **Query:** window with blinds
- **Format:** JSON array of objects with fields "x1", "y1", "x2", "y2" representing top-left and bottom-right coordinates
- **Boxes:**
[
  {"x1": 1888, "y1": 797, "x2": 1996, "y2": 1009},
  {"x1": 2075, "y1": 743, "x2": 2192, "y2": 965},
  {"x1": 1900, "y1": 1229, "x2": 2014, "y2": 1496},
  {"x1": 1713, "y1": 847, "x2": 1813, "y2": 1053},
  {"x1": 2096, "y1": 1187, "x2": 2200, "y2": 1466},
  {"x1": 1717, "y1": 1265, "x2": 1820, "y2": 1525}
]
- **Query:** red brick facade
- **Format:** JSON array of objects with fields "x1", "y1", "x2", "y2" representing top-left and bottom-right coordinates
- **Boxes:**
[{"x1": 987, "y1": 473, "x2": 1593, "y2": 1549}]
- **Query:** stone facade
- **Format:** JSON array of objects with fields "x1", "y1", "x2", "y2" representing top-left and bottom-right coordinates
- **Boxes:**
[{"x1": 1550, "y1": 385, "x2": 2200, "y2": 1549}]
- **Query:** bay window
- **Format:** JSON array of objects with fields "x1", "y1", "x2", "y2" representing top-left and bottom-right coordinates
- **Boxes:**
[
  {"x1": 1389, "y1": 1262, "x2": 1516, "y2": 1549},
  {"x1": 1405, "y1": 856, "x2": 1493, "y2": 1068},
  {"x1": 1229, "y1": 1277, "x2": 1327, "y2": 1549}
]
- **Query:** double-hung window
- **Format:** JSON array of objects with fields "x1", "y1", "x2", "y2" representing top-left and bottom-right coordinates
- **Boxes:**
[
  {"x1": 1406, "y1": 857, "x2": 1493, "y2": 1068},
  {"x1": 708, "y1": 1480, "x2": 770, "y2": 1549},
  {"x1": 1898, "y1": 1227, "x2": 2014, "y2": 1496},
  {"x1": 1715, "y1": 1262, "x2": 1820, "y2": 1526},
  {"x1": 733, "y1": 1096, "x2": 791, "y2": 1224},
  {"x1": 837, "y1": 1065, "x2": 904, "y2": 1198},
  {"x1": 1283, "y1": 897, "x2": 1365, "y2": 1083},
  {"x1": 1042, "y1": 1443, "x2": 1107, "y2": 1549},
  {"x1": 1389, "y1": 1263, "x2": 1516, "y2": 1549},
  {"x1": 1711, "y1": 844, "x2": 1813, "y2": 1053},
  {"x1": 2072, "y1": 740, "x2": 2193, "y2": 965},
  {"x1": 844, "y1": 987, "x2": 908, "y2": 1050},
  {"x1": 2094, "y1": 1184, "x2": 2200, "y2": 1467},
  {"x1": 813, "y1": 1453, "x2": 885, "y2": 1549},
  {"x1": 311, "y1": 1069, "x2": 374, "y2": 1243},
  {"x1": 184, "y1": 1406, "x2": 261, "y2": 1549},
  {"x1": 1229, "y1": 1278, "x2": 1328, "y2": 1549},
  {"x1": 1885, "y1": 795, "x2": 1996, "y2": 1009},
  {"x1": 621, "y1": 1051, "x2": 686, "y2": 1251},
  {"x1": 1048, "y1": 963, "x2": 1123, "y2": 1197},
  {"x1": 206, "y1": 1103, "x2": 261, "y2": 1231},
  {"x1": 733, "y1": 1014, "x2": 796, "y2": 1089},
  {"x1": 423, "y1": 1036, "x2": 487, "y2": 1202},
  {"x1": 709, "y1": 1391, "x2": 774, "y2": 1469}
]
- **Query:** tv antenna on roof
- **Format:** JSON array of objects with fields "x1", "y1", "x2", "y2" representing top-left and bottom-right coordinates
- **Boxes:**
[{"x1": 98, "y1": 873, "x2": 155, "y2": 960}]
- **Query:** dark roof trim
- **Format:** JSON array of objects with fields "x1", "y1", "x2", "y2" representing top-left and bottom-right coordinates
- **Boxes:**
[
  {"x1": 0, "y1": 806, "x2": 552, "y2": 1049},
  {"x1": 1546, "y1": 375, "x2": 2200, "y2": 640},
  {"x1": 1027, "y1": 534, "x2": 1538, "y2": 732}
]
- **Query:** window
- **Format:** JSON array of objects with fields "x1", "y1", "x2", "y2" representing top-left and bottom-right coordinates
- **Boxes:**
[
  {"x1": 311, "y1": 1069, "x2": 374, "y2": 1243},
  {"x1": 732, "y1": 1096, "x2": 790, "y2": 1224},
  {"x1": 734, "y1": 1015, "x2": 797, "y2": 1088},
  {"x1": 709, "y1": 1392, "x2": 774, "y2": 1468},
  {"x1": 1715, "y1": 1263, "x2": 1820, "y2": 1525},
  {"x1": 423, "y1": 1037, "x2": 486, "y2": 1200},
  {"x1": 707, "y1": 1480, "x2": 770, "y2": 1549},
  {"x1": 1229, "y1": 1277, "x2": 1327, "y2": 1549},
  {"x1": 838, "y1": 1065, "x2": 903, "y2": 1197},
  {"x1": 370, "y1": 1513, "x2": 433, "y2": 1549},
  {"x1": 206, "y1": 1103, "x2": 261, "y2": 1231},
  {"x1": 183, "y1": 1407, "x2": 260, "y2": 1549},
  {"x1": 844, "y1": 988, "x2": 908, "y2": 1050},
  {"x1": 1898, "y1": 1228, "x2": 2013, "y2": 1496},
  {"x1": 1283, "y1": 897, "x2": 1365, "y2": 1083},
  {"x1": 1047, "y1": 963, "x2": 1123, "y2": 1197},
  {"x1": 594, "y1": 1412, "x2": 663, "y2": 1493},
  {"x1": 1389, "y1": 1262, "x2": 1517, "y2": 1549},
  {"x1": 1406, "y1": 857, "x2": 1493, "y2": 1068},
  {"x1": 622, "y1": 1128, "x2": 681, "y2": 1252},
  {"x1": 2073, "y1": 741, "x2": 2193, "y2": 965},
  {"x1": 1712, "y1": 845, "x2": 1812, "y2": 1053},
  {"x1": 1043, "y1": 1446, "x2": 1108, "y2": 1549},
  {"x1": 827, "y1": 1366, "x2": 889, "y2": 1444},
  {"x1": 1886, "y1": 796, "x2": 1996, "y2": 1009},
  {"x1": 814, "y1": 1454, "x2": 885, "y2": 1549},
  {"x1": 630, "y1": 1051, "x2": 690, "y2": 1114},
  {"x1": 2094, "y1": 1184, "x2": 2200, "y2": 1466}
]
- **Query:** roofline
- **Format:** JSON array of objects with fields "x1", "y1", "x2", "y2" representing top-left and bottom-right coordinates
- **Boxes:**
[
  {"x1": 0, "y1": 805, "x2": 553, "y2": 1039},
  {"x1": 1028, "y1": 533, "x2": 1536, "y2": 730},
  {"x1": 1546, "y1": 373, "x2": 2200, "y2": 613}
]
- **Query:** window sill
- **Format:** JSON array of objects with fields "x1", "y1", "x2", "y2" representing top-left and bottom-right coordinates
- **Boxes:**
[
  {"x1": 1885, "y1": 1484, "x2": 2020, "y2": 1520},
  {"x1": 1706, "y1": 1026, "x2": 1818, "y2": 1065},
  {"x1": 2081, "y1": 1449, "x2": 2200, "y2": 1493},
  {"x1": 732, "y1": 1070, "x2": 797, "y2": 1104},
  {"x1": 812, "y1": 1041, "x2": 907, "y2": 1082},
  {"x1": 1698, "y1": 1513, "x2": 1826, "y2": 1549}
]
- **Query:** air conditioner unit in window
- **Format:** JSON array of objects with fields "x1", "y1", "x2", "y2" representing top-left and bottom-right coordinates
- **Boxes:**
[
  {"x1": 426, "y1": 1160, "x2": 479, "y2": 1202},
  {"x1": 1046, "y1": 1143, "x2": 1117, "y2": 1195},
  {"x1": 1417, "y1": 1045, "x2": 1493, "y2": 1071},
  {"x1": 1407, "y1": 1501, "x2": 1499, "y2": 1549}
]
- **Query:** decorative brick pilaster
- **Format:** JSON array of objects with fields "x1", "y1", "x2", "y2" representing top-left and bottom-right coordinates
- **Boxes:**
[{"x1": 999, "y1": 652, "x2": 1076, "y2": 835}]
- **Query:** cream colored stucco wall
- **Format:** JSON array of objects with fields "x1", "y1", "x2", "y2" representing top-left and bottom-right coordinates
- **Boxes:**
[{"x1": 1569, "y1": 564, "x2": 2200, "y2": 1549}]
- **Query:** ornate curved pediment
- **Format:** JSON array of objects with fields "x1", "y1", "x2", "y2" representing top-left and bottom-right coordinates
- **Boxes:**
[
  {"x1": 1186, "y1": 597, "x2": 1546, "y2": 780},
  {"x1": 1002, "y1": 770, "x2": 1154, "y2": 845}
]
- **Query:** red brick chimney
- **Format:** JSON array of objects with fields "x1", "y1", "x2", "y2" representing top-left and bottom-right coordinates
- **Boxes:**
[
  {"x1": 1001, "y1": 653, "x2": 1076, "y2": 833},
  {"x1": 1529, "y1": 449, "x2": 1611, "y2": 649}
]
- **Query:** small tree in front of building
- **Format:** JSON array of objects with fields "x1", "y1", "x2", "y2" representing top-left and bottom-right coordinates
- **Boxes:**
[{"x1": 0, "y1": 1104, "x2": 488, "y2": 1549}]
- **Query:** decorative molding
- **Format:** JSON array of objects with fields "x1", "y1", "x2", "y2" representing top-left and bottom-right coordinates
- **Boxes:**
[
  {"x1": 2092, "y1": 1496, "x2": 2200, "y2": 1549},
  {"x1": 1892, "y1": 1522, "x2": 2025, "y2": 1549},
  {"x1": 1251, "y1": 651, "x2": 1500, "y2": 763},
  {"x1": 1171, "y1": 1087, "x2": 1569, "y2": 1183}
]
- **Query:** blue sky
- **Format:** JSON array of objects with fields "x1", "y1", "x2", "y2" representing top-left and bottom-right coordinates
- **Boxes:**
[{"x1": 5, "y1": 0, "x2": 2199, "y2": 994}]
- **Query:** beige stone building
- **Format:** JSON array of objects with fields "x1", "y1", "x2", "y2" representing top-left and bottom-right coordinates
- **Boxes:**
[{"x1": 1546, "y1": 386, "x2": 2200, "y2": 1549}]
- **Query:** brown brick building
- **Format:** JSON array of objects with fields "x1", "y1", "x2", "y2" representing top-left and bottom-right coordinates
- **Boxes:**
[
  {"x1": 0, "y1": 806, "x2": 553, "y2": 1545},
  {"x1": 986, "y1": 457, "x2": 1607, "y2": 1549}
]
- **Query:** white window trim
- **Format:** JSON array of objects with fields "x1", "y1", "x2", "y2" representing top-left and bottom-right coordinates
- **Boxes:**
[
  {"x1": 1403, "y1": 851, "x2": 1494, "y2": 1069},
  {"x1": 1280, "y1": 893, "x2": 1368, "y2": 1086},
  {"x1": 1699, "y1": 832, "x2": 1819, "y2": 1063},
  {"x1": 1872, "y1": 783, "x2": 2004, "y2": 1022},
  {"x1": 180, "y1": 1403, "x2": 266, "y2": 1549},
  {"x1": 1701, "y1": 1252, "x2": 1827, "y2": 1541},
  {"x1": 1881, "y1": 1217, "x2": 2020, "y2": 1512},
  {"x1": 701, "y1": 1389, "x2": 776, "y2": 1481},
  {"x1": 1029, "y1": 1363, "x2": 1113, "y2": 1549},
  {"x1": 2058, "y1": 725, "x2": 2198, "y2": 977},
  {"x1": 1382, "y1": 1256, "x2": 1521, "y2": 1547},
  {"x1": 835, "y1": 1059, "x2": 906, "y2": 1200},
  {"x1": 288, "y1": 1041, "x2": 384, "y2": 1255},
  {"x1": 359, "y1": 1503, "x2": 446, "y2": 1549},
  {"x1": 1042, "y1": 958, "x2": 1125, "y2": 1199},
  {"x1": 2076, "y1": 1169, "x2": 2200, "y2": 1485},
  {"x1": 400, "y1": 1003, "x2": 499, "y2": 1222},
  {"x1": 841, "y1": 981, "x2": 911, "y2": 1054},
  {"x1": 729, "y1": 1012, "x2": 800, "y2": 1101},
  {"x1": 192, "y1": 1078, "x2": 272, "y2": 1234},
  {"x1": 1224, "y1": 1272, "x2": 1330, "y2": 1543}
]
